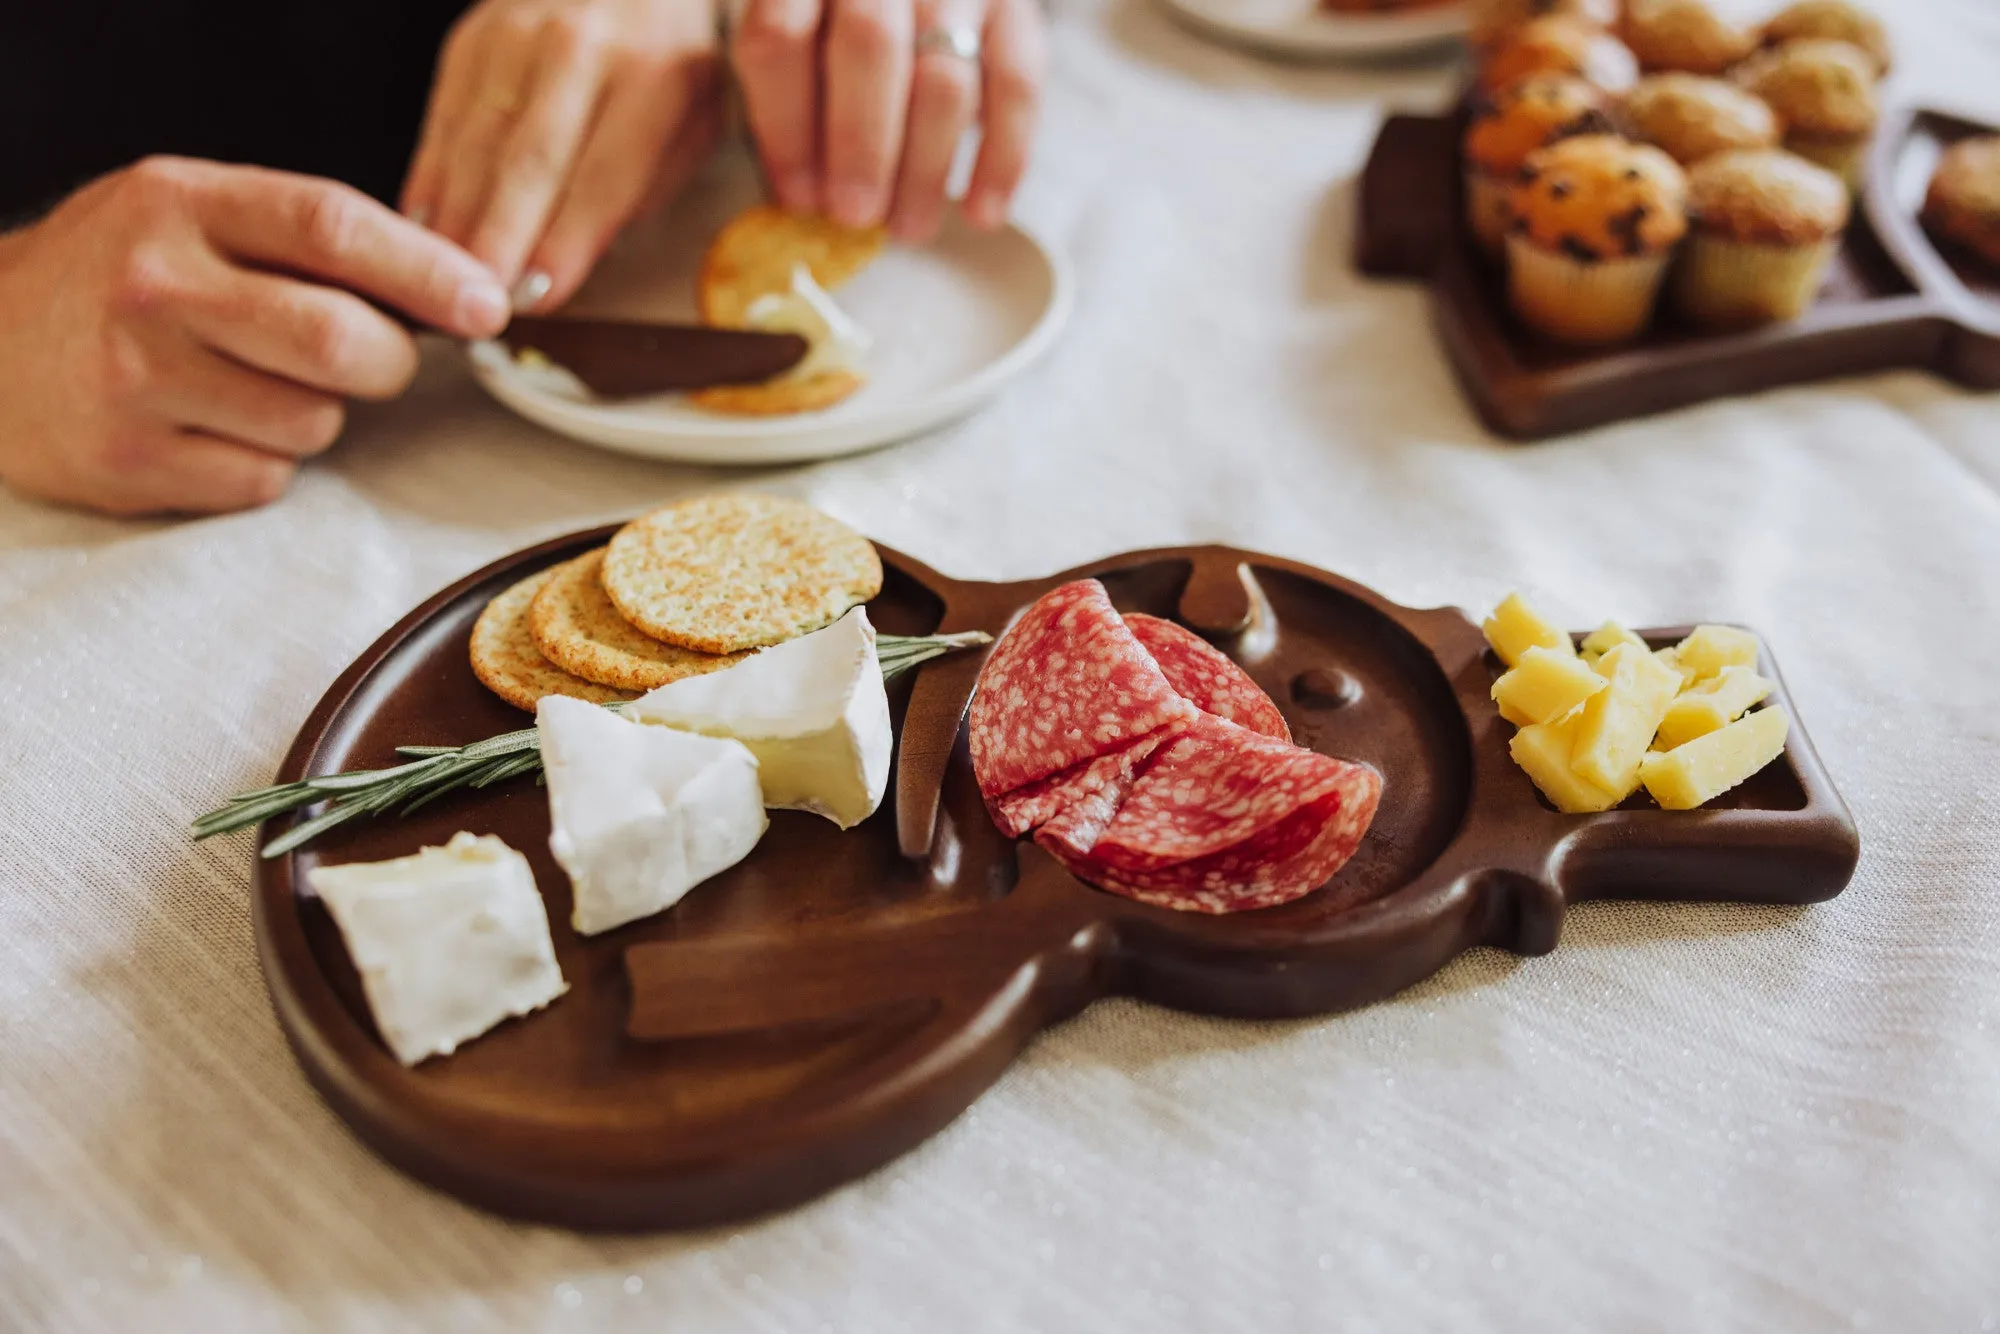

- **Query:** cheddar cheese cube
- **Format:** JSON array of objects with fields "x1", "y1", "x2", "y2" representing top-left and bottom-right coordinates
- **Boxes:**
[
  {"x1": 1654, "y1": 666, "x2": 1773, "y2": 751},
  {"x1": 1674, "y1": 625, "x2": 1761, "y2": 682},
  {"x1": 1510, "y1": 712, "x2": 1624, "y2": 814},
  {"x1": 1640, "y1": 707, "x2": 1789, "y2": 810},
  {"x1": 1580, "y1": 620, "x2": 1648, "y2": 664},
  {"x1": 1492, "y1": 646, "x2": 1608, "y2": 727},
  {"x1": 1483, "y1": 593, "x2": 1574, "y2": 669},
  {"x1": 1650, "y1": 646, "x2": 1699, "y2": 690},
  {"x1": 1572, "y1": 643, "x2": 1682, "y2": 793}
]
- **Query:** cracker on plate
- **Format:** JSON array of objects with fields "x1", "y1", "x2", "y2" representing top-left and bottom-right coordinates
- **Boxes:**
[
  {"x1": 697, "y1": 206, "x2": 886, "y2": 327},
  {"x1": 528, "y1": 548, "x2": 747, "y2": 691},
  {"x1": 601, "y1": 494, "x2": 883, "y2": 655},
  {"x1": 687, "y1": 370, "x2": 866, "y2": 417},
  {"x1": 470, "y1": 566, "x2": 639, "y2": 712}
]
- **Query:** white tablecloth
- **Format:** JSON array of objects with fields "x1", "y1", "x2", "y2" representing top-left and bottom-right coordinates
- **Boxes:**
[{"x1": 5, "y1": 1, "x2": 1999, "y2": 1328}]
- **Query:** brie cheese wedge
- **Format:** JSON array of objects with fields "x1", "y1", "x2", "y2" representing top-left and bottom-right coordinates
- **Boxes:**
[
  {"x1": 537, "y1": 695, "x2": 768, "y2": 935},
  {"x1": 625, "y1": 606, "x2": 892, "y2": 830},
  {"x1": 307, "y1": 832, "x2": 567, "y2": 1067}
]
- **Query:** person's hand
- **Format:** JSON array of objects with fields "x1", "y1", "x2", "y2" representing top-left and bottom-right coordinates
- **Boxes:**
[
  {"x1": 732, "y1": 0, "x2": 1046, "y2": 243},
  {"x1": 401, "y1": 0, "x2": 725, "y2": 312},
  {"x1": 0, "y1": 157, "x2": 510, "y2": 517}
]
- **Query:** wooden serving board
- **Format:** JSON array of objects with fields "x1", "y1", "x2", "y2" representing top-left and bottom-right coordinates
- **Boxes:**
[
  {"x1": 253, "y1": 532, "x2": 1860, "y2": 1231},
  {"x1": 1354, "y1": 107, "x2": 2000, "y2": 440}
]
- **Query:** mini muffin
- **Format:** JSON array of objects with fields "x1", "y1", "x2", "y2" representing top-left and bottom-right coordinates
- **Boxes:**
[
  {"x1": 1734, "y1": 40, "x2": 1879, "y2": 188},
  {"x1": 1469, "y1": 0, "x2": 1618, "y2": 50},
  {"x1": 1761, "y1": 1, "x2": 1891, "y2": 76},
  {"x1": 1620, "y1": 0, "x2": 1755, "y2": 75},
  {"x1": 1623, "y1": 74, "x2": 1782, "y2": 166},
  {"x1": 1463, "y1": 77, "x2": 1619, "y2": 253},
  {"x1": 1480, "y1": 17, "x2": 1641, "y2": 97},
  {"x1": 1505, "y1": 135, "x2": 1690, "y2": 344},
  {"x1": 1671, "y1": 149, "x2": 1849, "y2": 328},
  {"x1": 1922, "y1": 136, "x2": 2000, "y2": 269}
]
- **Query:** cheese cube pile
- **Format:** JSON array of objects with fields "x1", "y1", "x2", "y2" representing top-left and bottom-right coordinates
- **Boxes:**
[{"x1": 1485, "y1": 596, "x2": 1789, "y2": 812}]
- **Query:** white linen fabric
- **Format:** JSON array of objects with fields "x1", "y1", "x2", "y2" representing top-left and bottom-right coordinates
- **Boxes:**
[{"x1": 4, "y1": 1, "x2": 1999, "y2": 1328}]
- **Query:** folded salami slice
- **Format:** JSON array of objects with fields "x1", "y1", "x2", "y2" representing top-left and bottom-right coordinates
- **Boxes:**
[
  {"x1": 1080, "y1": 715, "x2": 1362, "y2": 874},
  {"x1": 1122, "y1": 613, "x2": 1290, "y2": 741},
  {"x1": 969, "y1": 580, "x2": 1197, "y2": 799},
  {"x1": 1043, "y1": 769, "x2": 1378, "y2": 913}
]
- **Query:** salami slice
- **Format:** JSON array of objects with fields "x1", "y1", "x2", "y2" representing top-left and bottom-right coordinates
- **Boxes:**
[
  {"x1": 1043, "y1": 760, "x2": 1381, "y2": 914},
  {"x1": 968, "y1": 580, "x2": 1197, "y2": 799},
  {"x1": 1026, "y1": 734, "x2": 1170, "y2": 858},
  {"x1": 1079, "y1": 714, "x2": 1361, "y2": 874},
  {"x1": 1123, "y1": 613, "x2": 1290, "y2": 741}
]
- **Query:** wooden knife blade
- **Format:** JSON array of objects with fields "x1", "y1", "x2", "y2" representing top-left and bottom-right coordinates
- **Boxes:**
[{"x1": 500, "y1": 316, "x2": 809, "y2": 398}]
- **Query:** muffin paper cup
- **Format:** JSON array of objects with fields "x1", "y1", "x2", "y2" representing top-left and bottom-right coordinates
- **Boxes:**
[
  {"x1": 1506, "y1": 238, "x2": 1671, "y2": 345},
  {"x1": 1466, "y1": 171, "x2": 1512, "y2": 255},
  {"x1": 1671, "y1": 234, "x2": 1838, "y2": 329},
  {"x1": 1786, "y1": 133, "x2": 1868, "y2": 192}
]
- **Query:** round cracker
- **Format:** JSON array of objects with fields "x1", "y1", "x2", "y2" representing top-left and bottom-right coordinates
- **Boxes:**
[
  {"x1": 601, "y1": 494, "x2": 884, "y2": 655},
  {"x1": 470, "y1": 566, "x2": 639, "y2": 713},
  {"x1": 698, "y1": 206, "x2": 885, "y2": 327},
  {"x1": 528, "y1": 548, "x2": 748, "y2": 691},
  {"x1": 688, "y1": 370, "x2": 866, "y2": 417}
]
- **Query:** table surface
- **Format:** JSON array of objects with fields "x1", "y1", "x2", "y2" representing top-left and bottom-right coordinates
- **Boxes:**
[{"x1": 5, "y1": 1, "x2": 1999, "y2": 1329}]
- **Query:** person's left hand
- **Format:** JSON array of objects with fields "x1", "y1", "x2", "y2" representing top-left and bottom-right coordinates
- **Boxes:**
[{"x1": 400, "y1": 0, "x2": 725, "y2": 313}]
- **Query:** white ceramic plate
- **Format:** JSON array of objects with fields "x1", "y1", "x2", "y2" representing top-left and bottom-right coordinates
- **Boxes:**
[
  {"x1": 1157, "y1": 0, "x2": 1468, "y2": 59},
  {"x1": 466, "y1": 156, "x2": 1072, "y2": 467}
]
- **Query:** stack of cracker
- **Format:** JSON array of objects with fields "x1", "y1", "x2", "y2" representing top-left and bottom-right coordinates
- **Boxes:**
[{"x1": 470, "y1": 494, "x2": 884, "y2": 711}]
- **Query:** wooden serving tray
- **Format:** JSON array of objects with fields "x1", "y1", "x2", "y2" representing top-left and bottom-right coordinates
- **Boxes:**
[
  {"x1": 253, "y1": 532, "x2": 1860, "y2": 1231},
  {"x1": 1354, "y1": 107, "x2": 2000, "y2": 439}
]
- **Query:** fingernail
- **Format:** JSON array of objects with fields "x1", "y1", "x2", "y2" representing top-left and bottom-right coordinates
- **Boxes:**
[
  {"x1": 458, "y1": 276, "x2": 511, "y2": 334},
  {"x1": 780, "y1": 171, "x2": 818, "y2": 213},
  {"x1": 966, "y1": 192, "x2": 1008, "y2": 230},
  {"x1": 407, "y1": 204, "x2": 432, "y2": 229},
  {"x1": 510, "y1": 271, "x2": 553, "y2": 313},
  {"x1": 827, "y1": 182, "x2": 880, "y2": 228}
]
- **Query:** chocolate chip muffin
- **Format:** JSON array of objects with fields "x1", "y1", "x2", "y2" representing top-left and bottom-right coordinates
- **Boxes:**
[
  {"x1": 1479, "y1": 16, "x2": 1641, "y2": 97},
  {"x1": 1621, "y1": 0, "x2": 1756, "y2": 75},
  {"x1": 1761, "y1": 1, "x2": 1891, "y2": 76},
  {"x1": 1922, "y1": 136, "x2": 2000, "y2": 269},
  {"x1": 1734, "y1": 39, "x2": 1879, "y2": 188},
  {"x1": 1671, "y1": 149, "x2": 1850, "y2": 327},
  {"x1": 1505, "y1": 134, "x2": 1690, "y2": 343},
  {"x1": 1464, "y1": 76, "x2": 1620, "y2": 253},
  {"x1": 1469, "y1": 0, "x2": 1619, "y2": 51},
  {"x1": 1623, "y1": 74, "x2": 1782, "y2": 166}
]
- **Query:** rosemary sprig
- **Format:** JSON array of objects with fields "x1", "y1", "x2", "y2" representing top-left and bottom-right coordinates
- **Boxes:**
[{"x1": 193, "y1": 630, "x2": 990, "y2": 859}]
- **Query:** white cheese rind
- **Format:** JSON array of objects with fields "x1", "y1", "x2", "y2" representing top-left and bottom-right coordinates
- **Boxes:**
[
  {"x1": 307, "y1": 832, "x2": 567, "y2": 1067},
  {"x1": 625, "y1": 607, "x2": 892, "y2": 829},
  {"x1": 537, "y1": 696, "x2": 768, "y2": 935}
]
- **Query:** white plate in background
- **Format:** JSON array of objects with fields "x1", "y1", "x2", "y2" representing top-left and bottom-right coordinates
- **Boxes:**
[
  {"x1": 465, "y1": 155, "x2": 1072, "y2": 468},
  {"x1": 1157, "y1": 0, "x2": 1469, "y2": 59}
]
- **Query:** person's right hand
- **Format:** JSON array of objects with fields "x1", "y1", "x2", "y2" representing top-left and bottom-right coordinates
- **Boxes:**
[{"x1": 0, "y1": 157, "x2": 511, "y2": 517}]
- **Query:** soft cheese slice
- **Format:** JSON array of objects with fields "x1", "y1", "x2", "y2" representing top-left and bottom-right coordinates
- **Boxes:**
[
  {"x1": 1482, "y1": 593, "x2": 1575, "y2": 668},
  {"x1": 1573, "y1": 642, "x2": 1683, "y2": 794},
  {"x1": 538, "y1": 696, "x2": 767, "y2": 935},
  {"x1": 1641, "y1": 706, "x2": 1789, "y2": 810},
  {"x1": 1492, "y1": 645, "x2": 1607, "y2": 726},
  {"x1": 625, "y1": 606, "x2": 891, "y2": 829},
  {"x1": 308, "y1": 832, "x2": 567, "y2": 1066},
  {"x1": 744, "y1": 262, "x2": 872, "y2": 380},
  {"x1": 1655, "y1": 665, "x2": 1774, "y2": 751}
]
